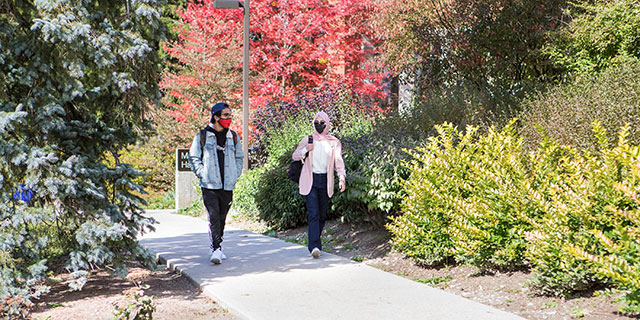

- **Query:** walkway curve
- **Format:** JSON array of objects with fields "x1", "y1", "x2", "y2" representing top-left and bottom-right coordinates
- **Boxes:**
[{"x1": 140, "y1": 210, "x2": 525, "y2": 320}]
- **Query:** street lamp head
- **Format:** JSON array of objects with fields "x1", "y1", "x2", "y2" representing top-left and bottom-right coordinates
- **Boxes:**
[{"x1": 212, "y1": 0, "x2": 241, "y2": 9}]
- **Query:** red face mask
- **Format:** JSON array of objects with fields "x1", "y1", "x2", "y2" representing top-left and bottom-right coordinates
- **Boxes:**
[{"x1": 219, "y1": 118, "x2": 232, "y2": 129}]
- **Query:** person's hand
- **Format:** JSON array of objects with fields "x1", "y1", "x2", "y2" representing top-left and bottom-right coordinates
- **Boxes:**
[
  {"x1": 306, "y1": 143, "x2": 314, "y2": 152},
  {"x1": 339, "y1": 179, "x2": 346, "y2": 192}
]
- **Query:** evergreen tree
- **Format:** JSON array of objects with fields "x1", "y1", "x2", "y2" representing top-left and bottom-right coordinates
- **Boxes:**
[{"x1": 0, "y1": 1, "x2": 165, "y2": 317}]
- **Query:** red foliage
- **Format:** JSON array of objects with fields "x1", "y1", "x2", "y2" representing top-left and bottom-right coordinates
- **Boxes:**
[{"x1": 158, "y1": 0, "x2": 385, "y2": 148}]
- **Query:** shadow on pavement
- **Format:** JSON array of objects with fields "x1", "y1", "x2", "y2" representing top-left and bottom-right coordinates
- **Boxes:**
[{"x1": 140, "y1": 228, "x2": 353, "y2": 284}]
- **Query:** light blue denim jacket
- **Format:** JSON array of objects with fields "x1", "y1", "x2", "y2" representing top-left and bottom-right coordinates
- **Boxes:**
[{"x1": 189, "y1": 128, "x2": 243, "y2": 190}]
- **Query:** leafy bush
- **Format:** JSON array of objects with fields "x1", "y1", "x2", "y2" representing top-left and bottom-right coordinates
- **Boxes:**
[
  {"x1": 523, "y1": 135, "x2": 605, "y2": 296},
  {"x1": 529, "y1": 124, "x2": 640, "y2": 310},
  {"x1": 330, "y1": 111, "x2": 409, "y2": 226},
  {"x1": 251, "y1": 115, "x2": 309, "y2": 229},
  {"x1": 232, "y1": 166, "x2": 266, "y2": 219},
  {"x1": 573, "y1": 166, "x2": 640, "y2": 313},
  {"x1": 254, "y1": 160, "x2": 308, "y2": 230},
  {"x1": 520, "y1": 59, "x2": 640, "y2": 151},
  {"x1": 544, "y1": 0, "x2": 640, "y2": 75},
  {"x1": 393, "y1": 118, "x2": 640, "y2": 302},
  {"x1": 390, "y1": 122, "x2": 536, "y2": 268}
]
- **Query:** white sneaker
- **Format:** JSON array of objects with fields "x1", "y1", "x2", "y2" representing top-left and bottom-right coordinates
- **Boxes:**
[
  {"x1": 210, "y1": 248, "x2": 223, "y2": 264},
  {"x1": 221, "y1": 248, "x2": 227, "y2": 260},
  {"x1": 311, "y1": 247, "x2": 321, "y2": 259}
]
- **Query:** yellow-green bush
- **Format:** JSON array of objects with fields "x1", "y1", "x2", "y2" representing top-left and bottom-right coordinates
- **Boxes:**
[
  {"x1": 523, "y1": 140, "x2": 603, "y2": 296},
  {"x1": 392, "y1": 120, "x2": 640, "y2": 310},
  {"x1": 524, "y1": 123, "x2": 638, "y2": 297},
  {"x1": 390, "y1": 121, "x2": 536, "y2": 268},
  {"x1": 574, "y1": 172, "x2": 640, "y2": 313},
  {"x1": 563, "y1": 125, "x2": 640, "y2": 312}
]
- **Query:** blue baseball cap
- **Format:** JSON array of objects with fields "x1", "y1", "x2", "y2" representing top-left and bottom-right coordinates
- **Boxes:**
[{"x1": 211, "y1": 102, "x2": 229, "y2": 115}]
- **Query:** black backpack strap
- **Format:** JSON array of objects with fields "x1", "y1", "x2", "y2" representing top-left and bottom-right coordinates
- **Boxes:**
[
  {"x1": 201, "y1": 129, "x2": 237, "y2": 159},
  {"x1": 231, "y1": 130, "x2": 238, "y2": 146},
  {"x1": 199, "y1": 129, "x2": 207, "y2": 159}
]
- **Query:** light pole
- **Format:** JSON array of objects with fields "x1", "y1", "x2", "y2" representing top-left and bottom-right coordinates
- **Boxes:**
[{"x1": 213, "y1": 0, "x2": 250, "y2": 172}]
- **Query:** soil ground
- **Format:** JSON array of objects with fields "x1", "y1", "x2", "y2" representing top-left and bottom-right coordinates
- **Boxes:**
[
  {"x1": 30, "y1": 263, "x2": 236, "y2": 320},
  {"x1": 29, "y1": 212, "x2": 639, "y2": 320}
]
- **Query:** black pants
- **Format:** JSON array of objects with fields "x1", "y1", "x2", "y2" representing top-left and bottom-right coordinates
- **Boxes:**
[
  {"x1": 202, "y1": 188, "x2": 233, "y2": 250},
  {"x1": 305, "y1": 173, "x2": 329, "y2": 252}
]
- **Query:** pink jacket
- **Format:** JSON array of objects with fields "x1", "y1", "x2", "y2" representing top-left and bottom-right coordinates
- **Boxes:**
[{"x1": 292, "y1": 112, "x2": 346, "y2": 197}]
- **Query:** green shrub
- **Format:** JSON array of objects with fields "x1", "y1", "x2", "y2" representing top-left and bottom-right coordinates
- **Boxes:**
[
  {"x1": 387, "y1": 124, "x2": 459, "y2": 265},
  {"x1": 143, "y1": 191, "x2": 174, "y2": 210},
  {"x1": 520, "y1": 60, "x2": 640, "y2": 151},
  {"x1": 447, "y1": 122, "x2": 537, "y2": 269},
  {"x1": 249, "y1": 114, "x2": 310, "y2": 229},
  {"x1": 574, "y1": 171, "x2": 640, "y2": 313},
  {"x1": 561, "y1": 125, "x2": 640, "y2": 312},
  {"x1": 263, "y1": 115, "x2": 311, "y2": 168},
  {"x1": 232, "y1": 166, "x2": 266, "y2": 218},
  {"x1": 525, "y1": 123, "x2": 638, "y2": 297},
  {"x1": 333, "y1": 115, "x2": 410, "y2": 227},
  {"x1": 254, "y1": 160, "x2": 308, "y2": 230},
  {"x1": 544, "y1": 0, "x2": 640, "y2": 75},
  {"x1": 392, "y1": 119, "x2": 640, "y2": 274},
  {"x1": 523, "y1": 138, "x2": 603, "y2": 296},
  {"x1": 390, "y1": 121, "x2": 536, "y2": 268},
  {"x1": 239, "y1": 97, "x2": 385, "y2": 229}
]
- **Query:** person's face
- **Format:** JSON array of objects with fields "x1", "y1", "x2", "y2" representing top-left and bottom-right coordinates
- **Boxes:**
[
  {"x1": 314, "y1": 118, "x2": 327, "y2": 133},
  {"x1": 216, "y1": 108, "x2": 232, "y2": 122}
]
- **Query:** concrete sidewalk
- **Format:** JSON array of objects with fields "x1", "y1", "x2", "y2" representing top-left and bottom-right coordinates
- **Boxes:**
[{"x1": 140, "y1": 210, "x2": 525, "y2": 320}]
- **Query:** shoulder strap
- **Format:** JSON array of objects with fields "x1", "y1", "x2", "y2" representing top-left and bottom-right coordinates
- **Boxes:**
[
  {"x1": 199, "y1": 129, "x2": 207, "y2": 158},
  {"x1": 201, "y1": 129, "x2": 236, "y2": 158}
]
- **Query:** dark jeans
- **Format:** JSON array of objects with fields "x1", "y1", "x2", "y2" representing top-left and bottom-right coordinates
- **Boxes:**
[
  {"x1": 305, "y1": 173, "x2": 329, "y2": 252},
  {"x1": 202, "y1": 188, "x2": 233, "y2": 250}
]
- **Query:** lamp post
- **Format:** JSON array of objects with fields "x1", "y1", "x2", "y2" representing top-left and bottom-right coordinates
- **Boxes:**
[{"x1": 213, "y1": 0, "x2": 250, "y2": 172}]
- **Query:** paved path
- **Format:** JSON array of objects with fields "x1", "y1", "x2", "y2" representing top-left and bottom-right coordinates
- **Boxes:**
[{"x1": 140, "y1": 210, "x2": 525, "y2": 320}]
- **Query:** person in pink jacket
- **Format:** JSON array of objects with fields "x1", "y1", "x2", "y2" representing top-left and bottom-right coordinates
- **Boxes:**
[{"x1": 292, "y1": 111, "x2": 346, "y2": 258}]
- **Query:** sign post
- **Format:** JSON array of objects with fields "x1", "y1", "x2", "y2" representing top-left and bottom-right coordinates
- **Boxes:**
[{"x1": 175, "y1": 149, "x2": 198, "y2": 210}]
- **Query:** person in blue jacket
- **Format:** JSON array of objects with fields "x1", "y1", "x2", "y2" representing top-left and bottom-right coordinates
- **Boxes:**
[{"x1": 189, "y1": 102, "x2": 244, "y2": 264}]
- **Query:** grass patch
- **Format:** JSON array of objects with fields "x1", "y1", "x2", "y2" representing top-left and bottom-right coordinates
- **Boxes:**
[
  {"x1": 177, "y1": 199, "x2": 204, "y2": 217},
  {"x1": 414, "y1": 276, "x2": 453, "y2": 285},
  {"x1": 283, "y1": 236, "x2": 307, "y2": 246},
  {"x1": 143, "y1": 190, "x2": 174, "y2": 210}
]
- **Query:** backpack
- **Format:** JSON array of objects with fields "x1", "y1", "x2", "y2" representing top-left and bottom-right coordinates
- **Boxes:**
[
  {"x1": 288, "y1": 157, "x2": 304, "y2": 183},
  {"x1": 200, "y1": 128, "x2": 237, "y2": 159},
  {"x1": 288, "y1": 136, "x2": 311, "y2": 183}
]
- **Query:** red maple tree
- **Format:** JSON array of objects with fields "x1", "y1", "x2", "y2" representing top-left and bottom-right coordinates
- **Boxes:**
[{"x1": 158, "y1": 0, "x2": 385, "y2": 148}]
